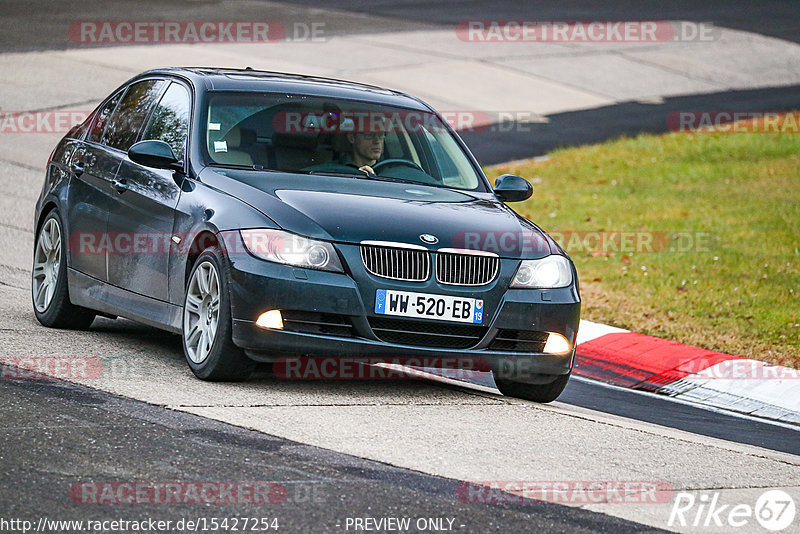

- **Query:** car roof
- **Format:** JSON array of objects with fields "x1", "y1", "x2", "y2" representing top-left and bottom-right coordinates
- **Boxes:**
[{"x1": 138, "y1": 67, "x2": 433, "y2": 111}]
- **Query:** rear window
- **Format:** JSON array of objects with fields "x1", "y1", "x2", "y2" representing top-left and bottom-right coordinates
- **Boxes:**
[{"x1": 87, "y1": 91, "x2": 122, "y2": 145}]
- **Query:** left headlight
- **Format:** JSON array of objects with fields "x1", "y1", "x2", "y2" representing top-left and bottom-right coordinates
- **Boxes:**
[
  {"x1": 240, "y1": 229, "x2": 344, "y2": 273},
  {"x1": 511, "y1": 255, "x2": 573, "y2": 288}
]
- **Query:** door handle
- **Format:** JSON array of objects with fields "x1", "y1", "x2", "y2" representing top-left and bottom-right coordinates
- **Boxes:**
[
  {"x1": 112, "y1": 178, "x2": 129, "y2": 193},
  {"x1": 69, "y1": 160, "x2": 85, "y2": 177}
]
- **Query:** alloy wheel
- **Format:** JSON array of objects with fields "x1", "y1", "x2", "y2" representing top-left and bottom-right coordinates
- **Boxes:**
[
  {"x1": 183, "y1": 261, "x2": 221, "y2": 364},
  {"x1": 32, "y1": 217, "x2": 62, "y2": 313}
]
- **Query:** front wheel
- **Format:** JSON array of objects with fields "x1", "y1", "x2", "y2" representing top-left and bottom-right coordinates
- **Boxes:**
[
  {"x1": 32, "y1": 210, "x2": 95, "y2": 329},
  {"x1": 182, "y1": 246, "x2": 255, "y2": 381},
  {"x1": 494, "y1": 372, "x2": 571, "y2": 403}
]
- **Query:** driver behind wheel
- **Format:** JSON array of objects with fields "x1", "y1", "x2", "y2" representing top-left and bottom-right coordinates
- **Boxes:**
[
  {"x1": 347, "y1": 131, "x2": 385, "y2": 175},
  {"x1": 303, "y1": 115, "x2": 387, "y2": 176}
]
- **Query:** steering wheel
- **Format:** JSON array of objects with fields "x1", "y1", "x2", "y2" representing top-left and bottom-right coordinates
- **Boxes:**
[{"x1": 373, "y1": 158, "x2": 425, "y2": 173}]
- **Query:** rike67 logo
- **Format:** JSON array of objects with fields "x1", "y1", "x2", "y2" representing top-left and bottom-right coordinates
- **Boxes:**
[{"x1": 669, "y1": 490, "x2": 796, "y2": 531}]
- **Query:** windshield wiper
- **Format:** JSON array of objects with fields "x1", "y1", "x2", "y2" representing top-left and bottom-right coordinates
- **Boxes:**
[
  {"x1": 361, "y1": 174, "x2": 421, "y2": 185},
  {"x1": 210, "y1": 165, "x2": 355, "y2": 176},
  {"x1": 303, "y1": 170, "x2": 369, "y2": 179},
  {"x1": 208, "y1": 163, "x2": 283, "y2": 173},
  {"x1": 305, "y1": 170, "x2": 422, "y2": 185}
]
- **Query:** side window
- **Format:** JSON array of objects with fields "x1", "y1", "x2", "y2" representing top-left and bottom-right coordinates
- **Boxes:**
[
  {"x1": 142, "y1": 82, "x2": 191, "y2": 160},
  {"x1": 424, "y1": 131, "x2": 457, "y2": 178},
  {"x1": 102, "y1": 79, "x2": 166, "y2": 151},
  {"x1": 88, "y1": 92, "x2": 122, "y2": 144}
]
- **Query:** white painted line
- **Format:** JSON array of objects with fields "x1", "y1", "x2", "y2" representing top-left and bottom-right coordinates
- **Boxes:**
[
  {"x1": 575, "y1": 319, "x2": 628, "y2": 345},
  {"x1": 659, "y1": 359, "x2": 800, "y2": 421}
]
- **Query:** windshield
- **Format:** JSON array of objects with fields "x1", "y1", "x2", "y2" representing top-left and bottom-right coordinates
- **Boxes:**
[{"x1": 204, "y1": 92, "x2": 485, "y2": 190}]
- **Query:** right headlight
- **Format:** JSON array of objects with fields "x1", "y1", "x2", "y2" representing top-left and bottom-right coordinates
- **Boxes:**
[
  {"x1": 510, "y1": 255, "x2": 573, "y2": 288},
  {"x1": 239, "y1": 229, "x2": 343, "y2": 273}
]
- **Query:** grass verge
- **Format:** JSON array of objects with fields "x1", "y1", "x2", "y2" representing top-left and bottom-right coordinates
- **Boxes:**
[{"x1": 485, "y1": 115, "x2": 800, "y2": 368}]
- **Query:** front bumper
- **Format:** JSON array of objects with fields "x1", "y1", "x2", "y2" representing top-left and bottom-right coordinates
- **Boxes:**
[{"x1": 224, "y1": 232, "x2": 581, "y2": 377}]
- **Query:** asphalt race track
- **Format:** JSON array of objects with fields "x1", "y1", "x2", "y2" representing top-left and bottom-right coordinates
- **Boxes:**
[
  {"x1": 1, "y1": 377, "x2": 660, "y2": 533},
  {"x1": 0, "y1": 2, "x2": 798, "y2": 533}
]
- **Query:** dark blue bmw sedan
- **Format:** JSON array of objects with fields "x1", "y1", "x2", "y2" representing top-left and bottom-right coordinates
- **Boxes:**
[{"x1": 32, "y1": 67, "x2": 580, "y2": 402}]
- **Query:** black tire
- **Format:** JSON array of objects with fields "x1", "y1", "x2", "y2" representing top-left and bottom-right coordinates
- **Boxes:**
[
  {"x1": 31, "y1": 210, "x2": 96, "y2": 329},
  {"x1": 182, "y1": 246, "x2": 255, "y2": 381},
  {"x1": 494, "y1": 372, "x2": 571, "y2": 403}
]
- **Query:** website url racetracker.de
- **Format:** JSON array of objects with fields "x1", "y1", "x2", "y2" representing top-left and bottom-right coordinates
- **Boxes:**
[{"x1": 0, "y1": 516, "x2": 280, "y2": 533}]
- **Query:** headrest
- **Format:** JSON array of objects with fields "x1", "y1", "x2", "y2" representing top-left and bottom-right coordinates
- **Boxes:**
[
  {"x1": 272, "y1": 132, "x2": 318, "y2": 150},
  {"x1": 221, "y1": 126, "x2": 256, "y2": 149},
  {"x1": 223, "y1": 126, "x2": 242, "y2": 148},
  {"x1": 331, "y1": 132, "x2": 352, "y2": 153}
]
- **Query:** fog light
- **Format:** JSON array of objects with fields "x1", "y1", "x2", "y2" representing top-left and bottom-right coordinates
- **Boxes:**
[
  {"x1": 543, "y1": 333, "x2": 571, "y2": 355},
  {"x1": 256, "y1": 310, "x2": 284, "y2": 329}
]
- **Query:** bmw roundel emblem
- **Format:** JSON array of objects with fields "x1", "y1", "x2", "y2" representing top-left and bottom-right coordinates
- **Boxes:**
[{"x1": 420, "y1": 234, "x2": 439, "y2": 244}]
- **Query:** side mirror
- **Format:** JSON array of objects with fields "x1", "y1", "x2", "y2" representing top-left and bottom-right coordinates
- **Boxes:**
[
  {"x1": 128, "y1": 140, "x2": 182, "y2": 171},
  {"x1": 493, "y1": 174, "x2": 533, "y2": 202}
]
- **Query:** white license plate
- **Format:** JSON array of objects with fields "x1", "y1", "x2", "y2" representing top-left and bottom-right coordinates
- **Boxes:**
[{"x1": 374, "y1": 289, "x2": 484, "y2": 324}]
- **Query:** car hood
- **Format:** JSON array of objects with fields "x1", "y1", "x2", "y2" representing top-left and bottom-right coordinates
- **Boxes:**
[{"x1": 201, "y1": 169, "x2": 555, "y2": 258}]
